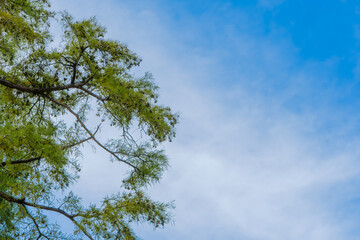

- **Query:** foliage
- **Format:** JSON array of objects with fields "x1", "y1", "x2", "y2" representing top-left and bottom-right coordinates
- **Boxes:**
[{"x1": 0, "y1": 1, "x2": 178, "y2": 239}]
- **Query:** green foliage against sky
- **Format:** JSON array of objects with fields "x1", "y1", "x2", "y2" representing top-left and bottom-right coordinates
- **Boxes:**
[{"x1": 0, "y1": 0, "x2": 178, "y2": 239}]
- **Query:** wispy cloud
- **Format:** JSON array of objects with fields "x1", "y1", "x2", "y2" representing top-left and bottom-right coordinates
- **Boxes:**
[{"x1": 52, "y1": 0, "x2": 360, "y2": 239}]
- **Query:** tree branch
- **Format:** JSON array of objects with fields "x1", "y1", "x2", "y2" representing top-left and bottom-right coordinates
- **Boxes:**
[
  {"x1": 0, "y1": 156, "x2": 42, "y2": 167},
  {"x1": 0, "y1": 76, "x2": 88, "y2": 94},
  {"x1": 61, "y1": 124, "x2": 101, "y2": 149},
  {"x1": 0, "y1": 190, "x2": 94, "y2": 240},
  {"x1": 1, "y1": 128, "x2": 100, "y2": 168},
  {"x1": 77, "y1": 86, "x2": 107, "y2": 101},
  {"x1": 70, "y1": 46, "x2": 88, "y2": 84},
  {"x1": 42, "y1": 94, "x2": 139, "y2": 171},
  {"x1": 61, "y1": 136, "x2": 92, "y2": 149},
  {"x1": 22, "y1": 205, "x2": 50, "y2": 240}
]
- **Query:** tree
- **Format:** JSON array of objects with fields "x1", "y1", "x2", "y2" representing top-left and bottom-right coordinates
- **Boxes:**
[{"x1": 0, "y1": 1, "x2": 178, "y2": 239}]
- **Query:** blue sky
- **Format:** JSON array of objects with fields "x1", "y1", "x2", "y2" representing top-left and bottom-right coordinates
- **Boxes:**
[{"x1": 52, "y1": 0, "x2": 360, "y2": 239}]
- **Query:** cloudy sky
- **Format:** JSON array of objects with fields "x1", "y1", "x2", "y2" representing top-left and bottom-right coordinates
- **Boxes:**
[{"x1": 52, "y1": 0, "x2": 360, "y2": 239}]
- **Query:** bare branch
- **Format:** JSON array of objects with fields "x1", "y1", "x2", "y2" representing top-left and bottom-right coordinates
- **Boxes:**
[
  {"x1": 62, "y1": 136, "x2": 91, "y2": 149},
  {"x1": 77, "y1": 86, "x2": 107, "y2": 101},
  {"x1": 62, "y1": 124, "x2": 101, "y2": 149},
  {"x1": 25, "y1": 96, "x2": 41, "y2": 117},
  {"x1": 1, "y1": 156, "x2": 42, "y2": 167}
]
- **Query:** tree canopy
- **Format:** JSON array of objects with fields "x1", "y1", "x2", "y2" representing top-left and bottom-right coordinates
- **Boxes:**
[{"x1": 0, "y1": 0, "x2": 178, "y2": 239}]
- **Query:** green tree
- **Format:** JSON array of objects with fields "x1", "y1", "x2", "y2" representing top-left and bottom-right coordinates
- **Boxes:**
[{"x1": 0, "y1": 1, "x2": 178, "y2": 239}]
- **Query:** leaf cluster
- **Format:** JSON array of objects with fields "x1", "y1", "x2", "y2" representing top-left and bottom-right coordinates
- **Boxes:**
[{"x1": 0, "y1": 1, "x2": 178, "y2": 239}]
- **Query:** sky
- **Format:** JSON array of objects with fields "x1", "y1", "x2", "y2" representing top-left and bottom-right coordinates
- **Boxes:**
[{"x1": 51, "y1": 0, "x2": 360, "y2": 239}]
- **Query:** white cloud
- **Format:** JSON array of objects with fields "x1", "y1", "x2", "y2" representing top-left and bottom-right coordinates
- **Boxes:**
[
  {"x1": 148, "y1": 83, "x2": 360, "y2": 239},
  {"x1": 51, "y1": 1, "x2": 360, "y2": 239}
]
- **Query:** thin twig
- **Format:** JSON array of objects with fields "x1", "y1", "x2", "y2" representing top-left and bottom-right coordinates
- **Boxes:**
[{"x1": 22, "y1": 205, "x2": 50, "y2": 240}]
